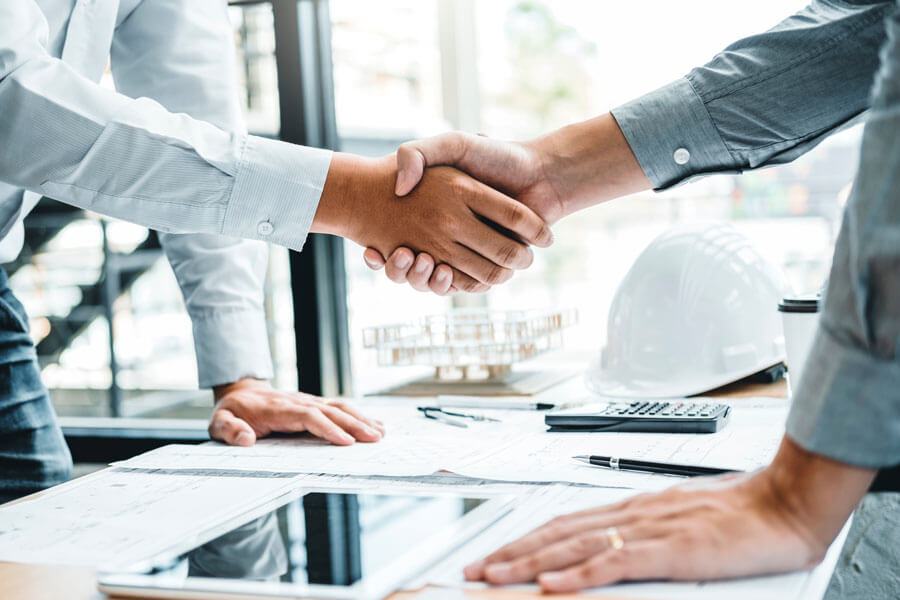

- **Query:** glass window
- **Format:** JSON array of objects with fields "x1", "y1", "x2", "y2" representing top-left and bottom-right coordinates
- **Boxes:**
[
  {"x1": 10, "y1": 2, "x2": 296, "y2": 421},
  {"x1": 332, "y1": 0, "x2": 853, "y2": 390}
]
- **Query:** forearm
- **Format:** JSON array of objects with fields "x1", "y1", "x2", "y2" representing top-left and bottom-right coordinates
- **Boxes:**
[
  {"x1": 1, "y1": 3, "x2": 329, "y2": 251},
  {"x1": 610, "y1": 1, "x2": 889, "y2": 191},
  {"x1": 529, "y1": 113, "x2": 651, "y2": 218},
  {"x1": 762, "y1": 437, "x2": 876, "y2": 558}
]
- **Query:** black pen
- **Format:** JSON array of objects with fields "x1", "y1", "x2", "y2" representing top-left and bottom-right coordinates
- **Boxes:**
[{"x1": 573, "y1": 455, "x2": 740, "y2": 477}]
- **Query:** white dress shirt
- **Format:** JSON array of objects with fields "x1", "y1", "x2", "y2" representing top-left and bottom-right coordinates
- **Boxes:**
[{"x1": 0, "y1": 0, "x2": 333, "y2": 387}]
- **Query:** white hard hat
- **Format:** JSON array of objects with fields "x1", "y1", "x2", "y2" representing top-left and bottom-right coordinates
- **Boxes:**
[{"x1": 587, "y1": 220, "x2": 791, "y2": 398}]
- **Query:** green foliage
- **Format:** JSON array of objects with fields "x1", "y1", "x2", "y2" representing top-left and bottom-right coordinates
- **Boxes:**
[{"x1": 498, "y1": 1, "x2": 598, "y2": 134}]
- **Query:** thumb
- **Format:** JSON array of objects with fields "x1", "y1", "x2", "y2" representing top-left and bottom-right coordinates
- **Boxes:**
[
  {"x1": 395, "y1": 143, "x2": 427, "y2": 196},
  {"x1": 209, "y1": 408, "x2": 257, "y2": 446},
  {"x1": 394, "y1": 132, "x2": 471, "y2": 196}
]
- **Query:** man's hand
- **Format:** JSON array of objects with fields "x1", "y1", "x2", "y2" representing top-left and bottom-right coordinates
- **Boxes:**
[
  {"x1": 366, "y1": 115, "x2": 652, "y2": 293},
  {"x1": 362, "y1": 132, "x2": 561, "y2": 294},
  {"x1": 463, "y1": 437, "x2": 875, "y2": 593},
  {"x1": 395, "y1": 133, "x2": 566, "y2": 224},
  {"x1": 313, "y1": 153, "x2": 553, "y2": 293},
  {"x1": 209, "y1": 378, "x2": 385, "y2": 446}
]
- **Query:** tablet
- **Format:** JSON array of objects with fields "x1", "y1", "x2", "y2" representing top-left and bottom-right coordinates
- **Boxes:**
[{"x1": 98, "y1": 487, "x2": 514, "y2": 600}]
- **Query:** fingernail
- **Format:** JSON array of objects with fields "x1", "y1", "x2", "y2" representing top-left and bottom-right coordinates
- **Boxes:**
[
  {"x1": 464, "y1": 561, "x2": 485, "y2": 580},
  {"x1": 538, "y1": 571, "x2": 565, "y2": 588},
  {"x1": 484, "y1": 563, "x2": 512, "y2": 580},
  {"x1": 415, "y1": 260, "x2": 428, "y2": 273},
  {"x1": 395, "y1": 255, "x2": 412, "y2": 269},
  {"x1": 364, "y1": 426, "x2": 381, "y2": 438},
  {"x1": 435, "y1": 270, "x2": 449, "y2": 283},
  {"x1": 235, "y1": 432, "x2": 253, "y2": 445},
  {"x1": 541, "y1": 229, "x2": 555, "y2": 247}
]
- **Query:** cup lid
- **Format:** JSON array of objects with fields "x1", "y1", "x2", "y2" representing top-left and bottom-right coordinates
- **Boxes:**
[{"x1": 778, "y1": 297, "x2": 820, "y2": 313}]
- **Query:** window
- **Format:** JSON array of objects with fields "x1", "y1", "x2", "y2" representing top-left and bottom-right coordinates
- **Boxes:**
[
  {"x1": 10, "y1": 1, "x2": 860, "y2": 427},
  {"x1": 10, "y1": 2, "x2": 297, "y2": 427},
  {"x1": 332, "y1": 0, "x2": 853, "y2": 392}
]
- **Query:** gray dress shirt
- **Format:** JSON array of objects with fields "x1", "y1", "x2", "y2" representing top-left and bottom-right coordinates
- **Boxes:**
[{"x1": 611, "y1": 0, "x2": 900, "y2": 468}]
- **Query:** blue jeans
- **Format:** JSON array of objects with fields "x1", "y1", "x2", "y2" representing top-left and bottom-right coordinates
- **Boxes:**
[{"x1": 0, "y1": 267, "x2": 71, "y2": 503}]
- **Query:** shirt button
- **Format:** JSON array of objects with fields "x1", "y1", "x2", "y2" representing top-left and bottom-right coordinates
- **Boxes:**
[
  {"x1": 257, "y1": 221, "x2": 274, "y2": 236},
  {"x1": 673, "y1": 147, "x2": 691, "y2": 165}
]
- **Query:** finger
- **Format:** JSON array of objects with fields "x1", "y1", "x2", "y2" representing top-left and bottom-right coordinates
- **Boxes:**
[
  {"x1": 465, "y1": 182, "x2": 553, "y2": 248},
  {"x1": 538, "y1": 540, "x2": 675, "y2": 593},
  {"x1": 429, "y1": 264, "x2": 454, "y2": 295},
  {"x1": 320, "y1": 404, "x2": 383, "y2": 442},
  {"x1": 384, "y1": 248, "x2": 416, "y2": 283},
  {"x1": 395, "y1": 133, "x2": 468, "y2": 196},
  {"x1": 273, "y1": 404, "x2": 355, "y2": 446},
  {"x1": 472, "y1": 513, "x2": 615, "y2": 575},
  {"x1": 395, "y1": 145, "x2": 426, "y2": 196},
  {"x1": 407, "y1": 254, "x2": 436, "y2": 292},
  {"x1": 480, "y1": 519, "x2": 586, "y2": 567},
  {"x1": 482, "y1": 520, "x2": 666, "y2": 585},
  {"x1": 447, "y1": 262, "x2": 493, "y2": 292},
  {"x1": 325, "y1": 399, "x2": 387, "y2": 437},
  {"x1": 208, "y1": 408, "x2": 257, "y2": 446},
  {"x1": 363, "y1": 248, "x2": 386, "y2": 270},
  {"x1": 459, "y1": 218, "x2": 535, "y2": 270},
  {"x1": 483, "y1": 532, "x2": 612, "y2": 585},
  {"x1": 448, "y1": 244, "x2": 513, "y2": 287}
]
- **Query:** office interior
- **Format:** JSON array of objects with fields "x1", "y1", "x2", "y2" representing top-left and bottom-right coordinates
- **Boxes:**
[
  {"x1": 3, "y1": 1, "x2": 898, "y2": 599},
  {"x1": 24, "y1": 0, "x2": 851, "y2": 463}
]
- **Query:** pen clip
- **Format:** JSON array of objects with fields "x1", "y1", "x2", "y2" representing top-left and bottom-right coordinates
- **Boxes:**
[
  {"x1": 417, "y1": 406, "x2": 501, "y2": 423},
  {"x1": 418, "y1": 406, "x2": 469, "y2": 428}
]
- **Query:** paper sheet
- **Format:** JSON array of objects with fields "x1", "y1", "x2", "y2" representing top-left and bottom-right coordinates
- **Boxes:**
[
  {"x1": 446, "y1": 397, "x2": 789, "y2": 491},
  {"x1": 421, "y1": 484, "x2": 850, "y2": 600},
  {"x1": 114, "y1": 402, "x2": 526, "y2": 477},
  {"x1": 113, "y1": 398, "x2": 788, "y2": 492},
  {"x1": 0, "y1": 467, "x2": 299, "y2": 567}
]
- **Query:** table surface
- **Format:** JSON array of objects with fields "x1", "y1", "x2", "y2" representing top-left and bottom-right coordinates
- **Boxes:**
[{"x1": 0, "y1": 379, "x2": 788, "y2": 600}]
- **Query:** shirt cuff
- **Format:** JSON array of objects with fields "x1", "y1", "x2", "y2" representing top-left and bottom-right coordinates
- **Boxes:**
[
  {"x1": 190, "y1": 307, "x2": 274, "y2": 389},
  {"x1": 223, "y1": 135, "x2": 332, "y2": 252},
  {"x1": 610, "y1": 77, "x2": 739, "y2": 189},
  {"x1": 786, "y1": 326, "x2": 900, "y2": 469}
]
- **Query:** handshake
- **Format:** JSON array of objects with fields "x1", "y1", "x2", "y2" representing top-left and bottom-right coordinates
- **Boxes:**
[
  {"x1": 311, "y1": 132, "x2": 572, "y2": 295},
  {"x1": 311, "y1": 115, "x2": 649, "y2": 294}
]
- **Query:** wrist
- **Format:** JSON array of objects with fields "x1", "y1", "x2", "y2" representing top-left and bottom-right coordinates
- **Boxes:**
[
  {"x1": 757, "y1": 437, "x2": 876, "y2": 554},
  {"x1": 531, "y1": 113, "x2": 652, "y2": 218},
  {"x1": 312, "y1": 153, "x2": 395, "y2": 242},
  {"x1": 213, "y1": 377, "x2": 270, "y2": 402}
]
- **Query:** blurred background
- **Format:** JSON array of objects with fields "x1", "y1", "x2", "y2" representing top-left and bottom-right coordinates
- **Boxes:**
[{"x1": 11, "y1": 1, "x2": 853, "y2": 440}]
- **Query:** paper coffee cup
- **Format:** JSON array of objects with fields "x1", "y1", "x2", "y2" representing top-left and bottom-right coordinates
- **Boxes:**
[{"x1": 778, "y1": 297, "x2": 821, "y2": 397}]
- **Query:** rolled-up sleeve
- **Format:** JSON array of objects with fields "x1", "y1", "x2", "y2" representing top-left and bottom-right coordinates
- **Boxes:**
[
  {"x1": 786, "y1": 5, "x2": 900, "y2": 469},
  {"x1": 611, "y1": 0, "x2": 892, "y2": 189},
  {"x1": 0, "y1": 1, "x2": 331, "y2": 253}
]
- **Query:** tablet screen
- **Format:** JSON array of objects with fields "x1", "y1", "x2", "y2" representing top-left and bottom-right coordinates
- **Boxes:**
[{"x1": 138, "y1": 491, "x2": 488, "y2": 587}]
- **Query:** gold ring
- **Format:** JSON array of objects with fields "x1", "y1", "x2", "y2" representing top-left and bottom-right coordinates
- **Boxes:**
[{"x1": 605, "y1": 526, "x2": 625, "y2": 550}]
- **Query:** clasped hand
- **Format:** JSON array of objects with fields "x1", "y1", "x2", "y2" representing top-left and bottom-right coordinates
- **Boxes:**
[
  {"x1": 361, "y1": 133, "x2": 565, "y2": 294},
  {"x1": 314, "y1": 151, "x2": 554, "y2": 293}
]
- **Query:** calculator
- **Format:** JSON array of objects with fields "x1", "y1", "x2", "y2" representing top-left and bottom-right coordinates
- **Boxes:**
[{"x1": 545, "y1": 400, "x2": 731, "y2": 433}]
